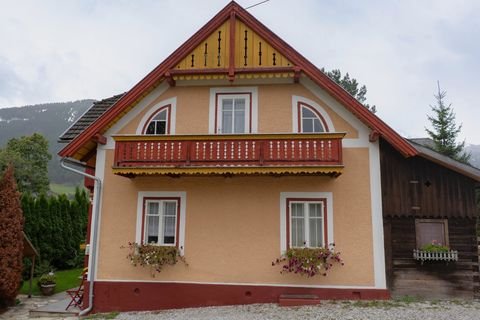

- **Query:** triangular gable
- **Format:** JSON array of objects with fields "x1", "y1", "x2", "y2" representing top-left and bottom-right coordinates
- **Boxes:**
[
  {"x1": 59, "y1": 1, "x2": 417, "y2": 160},
  {"x1": 174, "y1": 18, "x2": 292, "y2": 72}
]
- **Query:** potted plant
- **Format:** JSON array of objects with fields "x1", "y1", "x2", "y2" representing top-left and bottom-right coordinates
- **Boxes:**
[
  {"x1": 38, "y1": 272, "x2": 56, "y2": 296},
  {"x1": 413, "y1": 240, "x2": 458, "y2": 265},
  {"x1": 126, "y1": 242, "x2": 187, "y2": 277},
  {"x1": 272, "y1": 244, "x2": 343, "y2": 277}
]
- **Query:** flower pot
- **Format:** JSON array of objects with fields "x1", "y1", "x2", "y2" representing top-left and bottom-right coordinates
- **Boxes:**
[{"x1": 40, "y1": 284, "x2": 56, "y2": 296}]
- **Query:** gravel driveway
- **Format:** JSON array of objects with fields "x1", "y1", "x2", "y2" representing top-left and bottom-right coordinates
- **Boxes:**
[{"x1": 115, "y1": 300, "x2": 480, "y2": 320}]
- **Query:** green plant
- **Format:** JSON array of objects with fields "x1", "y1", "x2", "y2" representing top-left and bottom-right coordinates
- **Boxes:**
[
  {"x1": 421, "y1": 240, "x2": 449, "y2": 253},
  {"x1": 272, "y1": 245, "x2": 343, "y2": 277},
  {"x1": 38, "y1": 273, "x2": 56, "y2": 286},
  {"x1": 126, "y1": 243, "x2": 187, "y2": 276}
]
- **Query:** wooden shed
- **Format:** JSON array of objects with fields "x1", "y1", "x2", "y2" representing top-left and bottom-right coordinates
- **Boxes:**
[{"x1": 381, "y1": 139, "x2": 480, "y2": 299}]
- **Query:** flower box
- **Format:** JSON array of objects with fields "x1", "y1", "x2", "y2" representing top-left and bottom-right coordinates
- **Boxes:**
[{"x1": 413, "y1": 249, "x2": 458, "y2": 265}]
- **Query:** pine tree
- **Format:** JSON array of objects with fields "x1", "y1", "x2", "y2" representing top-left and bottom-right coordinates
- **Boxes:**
[
  {"x1": 426, "y1": 82, "x2": 470, "y2": 163},
  {"x1": 0, "y1": 165, "x2": 24, "y2": 307},
  {"x1": 322, "y1": 68, "x2": 377, "y2": 113}
]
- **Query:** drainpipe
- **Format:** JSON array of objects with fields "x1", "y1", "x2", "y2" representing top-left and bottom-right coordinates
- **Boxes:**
[{"x1": 60, "y1": 157, "x2": 102, "y2": 316}]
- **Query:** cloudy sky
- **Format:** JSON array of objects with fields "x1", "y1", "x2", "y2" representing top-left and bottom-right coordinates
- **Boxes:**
[{"x1": 1, "y1": 0, "x2": 479, "y2": 144}]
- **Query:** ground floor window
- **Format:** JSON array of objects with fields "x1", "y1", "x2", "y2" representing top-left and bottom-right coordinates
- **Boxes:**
[
  {"x1": 137, "y1": 192, "x2": 186, "y2": 252},
  {"x1": 280, "y1": 192, "x2": 333, "y2": 252},
  {"x1": 415, "y1": 219, "x2": 449, "y2": 248},
  {"x1": 143, "y1": 198, "x2": 179, "y2": 245},
  {"x1": 287, "y1": 199, "x2": 327, "y2": 248}
]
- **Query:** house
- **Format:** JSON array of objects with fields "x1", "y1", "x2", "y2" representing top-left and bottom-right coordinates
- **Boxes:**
[{"x1": 58, "y1": 2, "x2": 480, "y2": 313}]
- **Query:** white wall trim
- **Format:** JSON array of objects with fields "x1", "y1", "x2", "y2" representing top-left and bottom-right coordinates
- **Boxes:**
[
  {"x1": 91, "y1": 147, "x2": 106, "y2": 281},
  {"x1": 300, "y1": 78, "x2": 370, "y2": 148},
  {"x1": 208, "y1": 87, "x2": 258, "y2": 134},
  {"x1": 299, "y1": 78, "x2": 387, "y2": 289},
  {"x1": 292, "y1": 95, "x2": 336, "y2": 133},
  {"x1": 279, "y1": 192, "x2": 333, "y2": 254},
  {"x1": 136, "y1": 191, "x2": 187, "y2": 256},
  {"x1": 369, "y1": 140, "x2": 387, "y2": 289},
  {"x1": 102, "y1": 82, "x2": 169, "y2": 149},
  {"x1": 135, "y1": 97, "x2": 177, "y2": 135},
  {"x1": 95, "y1": 279, "x2": 379, "y2": 289}
]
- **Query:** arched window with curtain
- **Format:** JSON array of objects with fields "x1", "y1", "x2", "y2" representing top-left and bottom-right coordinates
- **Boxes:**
[
  {"x1": 298, "y1": 103, "x2": 329, "y2": 133},
  {"x1": 143, "y1": 105, "x2": 171, "y2": 135}
]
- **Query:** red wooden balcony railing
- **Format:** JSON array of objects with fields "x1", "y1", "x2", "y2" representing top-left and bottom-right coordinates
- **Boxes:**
[{"x1": 112, "y1": 133, "x2": 345, "y2": 176}]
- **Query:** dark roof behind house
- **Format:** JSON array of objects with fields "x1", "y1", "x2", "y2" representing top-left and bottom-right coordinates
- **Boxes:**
[
  {"x1": 407, "y1": 139, "x2": 480, "y2": 181},
  {"x1": 58, "y1": 93, "x2": 125, "y2": 143}
]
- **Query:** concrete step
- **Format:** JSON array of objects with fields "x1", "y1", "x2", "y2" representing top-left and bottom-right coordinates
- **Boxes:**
[
  {"x1": 29, "y1": 297, "x2": 79, "y2": 318},
  {"x1": 278, "y1": 294, "x2": 321, "y2": 307}
]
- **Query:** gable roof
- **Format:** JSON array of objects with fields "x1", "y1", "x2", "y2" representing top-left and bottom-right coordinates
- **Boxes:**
[
  {"x1": 59, "y1": 1, "x2": 418, "y2": 160},
  {"x1": 59, "y1": 93, "x2": 125, "y2": 143}
]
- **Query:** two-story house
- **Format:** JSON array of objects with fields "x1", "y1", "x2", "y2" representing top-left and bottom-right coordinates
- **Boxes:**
[{"x1": 59, "y1": 2, "x2": 480, "y2": 313}]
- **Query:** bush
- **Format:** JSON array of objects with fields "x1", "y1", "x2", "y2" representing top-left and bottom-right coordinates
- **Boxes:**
[{"x1": 0, "y1": 165, "x2": 24, "y2": 307}]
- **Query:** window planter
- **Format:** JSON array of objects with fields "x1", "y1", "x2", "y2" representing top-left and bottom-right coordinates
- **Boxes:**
[{"x1": 413, "y1": 249, "x2": 458, "y2": 265}]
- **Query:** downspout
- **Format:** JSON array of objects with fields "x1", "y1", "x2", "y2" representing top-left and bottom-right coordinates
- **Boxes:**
[{"x1": 60, "y1": 157, "x2": 102, "y2": 316}]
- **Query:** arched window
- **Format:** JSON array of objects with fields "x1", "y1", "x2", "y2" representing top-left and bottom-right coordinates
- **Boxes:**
[
  {"x1": 143, "y1": 106, "x2": 170, "y2": 135},
  {"x1": 299, "y1": 104, "x2": 328, "y2": 133}
]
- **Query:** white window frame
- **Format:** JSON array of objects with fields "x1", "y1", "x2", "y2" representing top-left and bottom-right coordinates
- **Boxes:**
[
  {"x1": 136, "y1": 191, "x2": 186, "y2": 255},
  {"x1": 217, "y1": 94, "x2": 251, "y2": 134},
  {"x1": 280, "y1": 192, "x2": 334, "y2": 253},
  {"x1": 292, "y1": 96, "x2": 335, "y2": 133},
  {"x1": 144, "y1": 107, "x2": 170, "y2": 135},
  {"x1": 299, "y1": 105, "x2": 326, "y2": 133},
  {"x1": 288, "y1": 200, "x2": 325, "y2": 248},
  {"x1": 209, "y1": 87, "x2": 258, "y2": 134},
  {"x1": 136, "y1": 97, "x2": 177, "y2": 135},
  {"x1": 144, "y1": 199, "x2": 178, "y2": 246}
]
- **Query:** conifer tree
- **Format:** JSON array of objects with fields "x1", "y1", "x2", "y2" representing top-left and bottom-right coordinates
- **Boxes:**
[
  {"x1": 322, "y1": 68, "x2": 377, "y2": 113},
  {"x1": 426, "y1": 82, "x2": 470, "y2": 163},
  {"x1": 0, "y1": 165, "x2": 24, "y2": 307}
]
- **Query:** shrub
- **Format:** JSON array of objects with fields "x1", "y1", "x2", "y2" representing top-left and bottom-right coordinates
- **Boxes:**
[{"x1": 0, "y1": 165, "x2": 24, "y2": 307}]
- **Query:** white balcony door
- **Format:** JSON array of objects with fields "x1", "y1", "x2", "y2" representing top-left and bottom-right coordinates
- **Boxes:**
[{"x1": 217, "y1": 94, "x2": 250, "y2": 134}]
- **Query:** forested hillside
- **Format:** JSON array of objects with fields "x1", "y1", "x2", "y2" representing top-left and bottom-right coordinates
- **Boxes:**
[{"x1": 0, "y1": 100, "x2": 93, "y2": 185}]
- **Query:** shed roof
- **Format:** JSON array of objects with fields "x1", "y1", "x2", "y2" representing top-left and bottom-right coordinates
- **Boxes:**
[
  {"x1": 408, "y1": 139, "x2": 480, "y2": 182},
  {"x1": 23, "y1": 232, "x2": 39, "y2": 258}
]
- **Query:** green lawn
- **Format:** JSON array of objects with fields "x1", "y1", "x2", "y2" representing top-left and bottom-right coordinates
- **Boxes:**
[
  {"x1": 20, "y1": 268, "x2": 83, "y2": 296},
  {"x1": 49, "y1": 183, "x2": 80, "y2": 196}
]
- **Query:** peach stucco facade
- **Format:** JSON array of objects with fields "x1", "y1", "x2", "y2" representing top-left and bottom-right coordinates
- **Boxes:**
[
  {"x1": 94, "y1": 82, "x2": 378, "y2": 288},
  {"x1": 97, "y1": 147, "x2": 374, "y2": 286},
  {"x1": 119, "y1": 83, "x2": 358, "y2": 138}
]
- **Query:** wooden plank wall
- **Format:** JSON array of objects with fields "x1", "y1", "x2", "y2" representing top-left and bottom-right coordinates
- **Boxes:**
[
  {"x1": 384, "y1": 217, "x2": 478, "y2": 299},
  {"x1": 380, "y1": 140, "x2": 478, "y2": 218}
]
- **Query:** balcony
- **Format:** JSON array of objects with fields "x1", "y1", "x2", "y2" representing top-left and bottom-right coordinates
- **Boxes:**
[{"x1": 112, "y1": 133, "x2": 345, "y2": 177}]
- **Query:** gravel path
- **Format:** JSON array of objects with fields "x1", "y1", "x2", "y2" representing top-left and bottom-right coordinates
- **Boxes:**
[{"x1": 116, "y1": 300, "x2": 480, "y2": 320}]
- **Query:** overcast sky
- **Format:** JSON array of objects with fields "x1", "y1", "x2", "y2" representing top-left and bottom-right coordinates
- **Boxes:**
[{"x1": 1, "y1": 0, "x2": 479, "y2": 144}]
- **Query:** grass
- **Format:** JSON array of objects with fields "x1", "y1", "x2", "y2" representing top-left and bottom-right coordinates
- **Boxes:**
[
  {"x1": 49, "y1": 183, "x2": 80, "y2": 196},
  {"x1": 20, "y1": 268, "x2": 83, "y2": 296}
]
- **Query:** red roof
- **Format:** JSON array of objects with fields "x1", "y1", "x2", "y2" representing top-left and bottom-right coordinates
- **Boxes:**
[{"x1": 59, "y1": 1, "x2": 418, "y2": 159}]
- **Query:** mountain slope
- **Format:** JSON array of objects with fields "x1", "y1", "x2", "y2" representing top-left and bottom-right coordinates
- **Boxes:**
[{"x1": 0, "y1": 100, "x2": 94, "y2": 184}]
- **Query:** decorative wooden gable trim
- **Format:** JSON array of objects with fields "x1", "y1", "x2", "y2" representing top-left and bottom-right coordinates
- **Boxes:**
[
  {"x1": 170, "y1": 12, "x2": 295, "y2": 82},
  {"x1": 59, "y1": 1, "x2": 418, "y2": 160}
]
